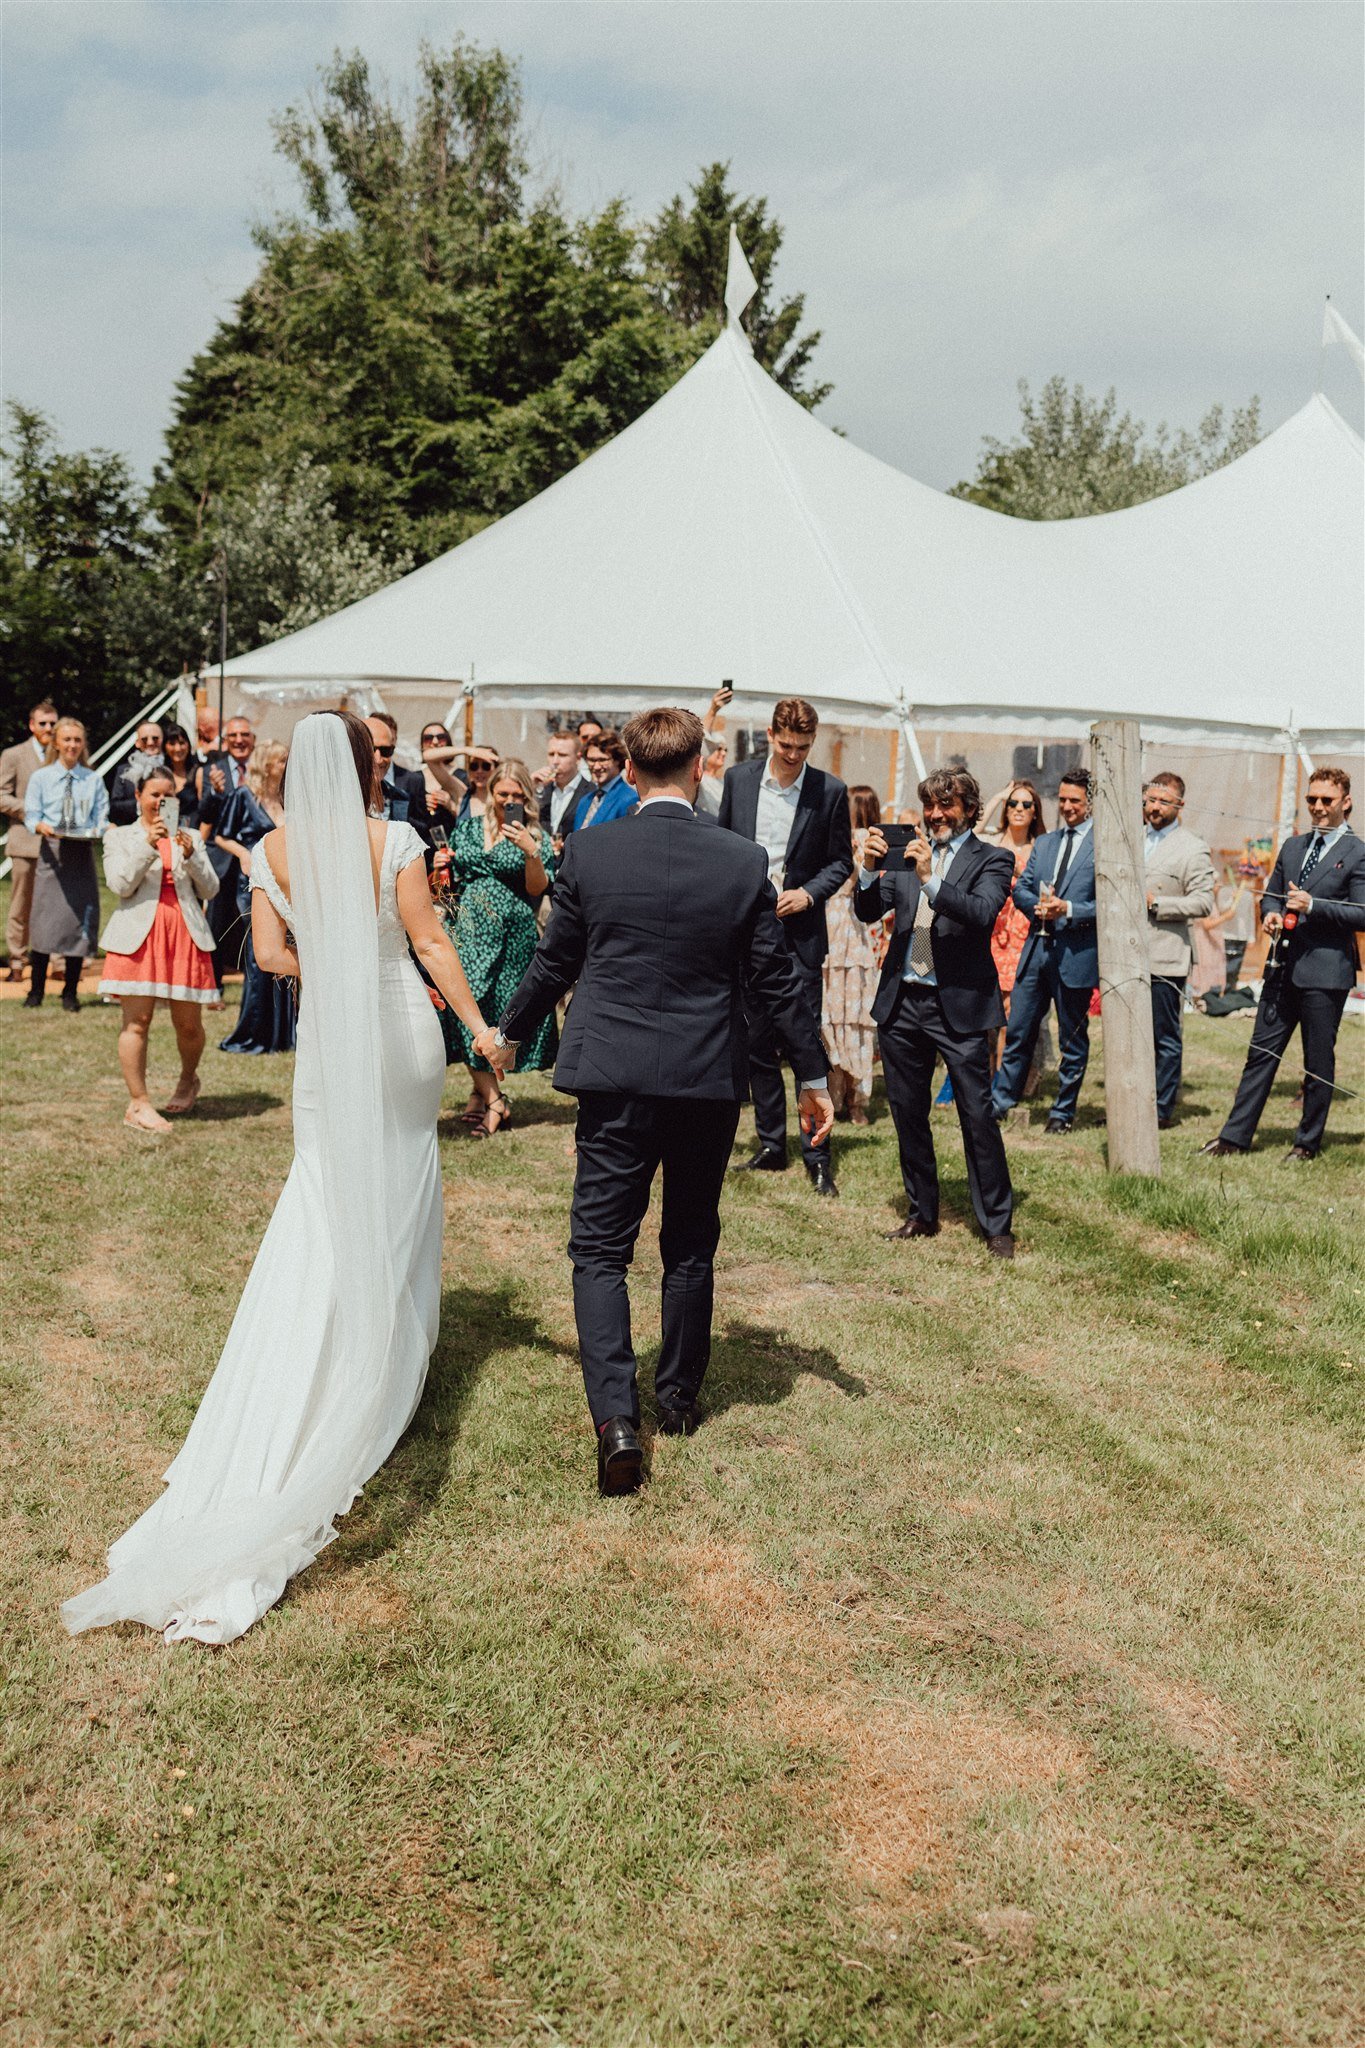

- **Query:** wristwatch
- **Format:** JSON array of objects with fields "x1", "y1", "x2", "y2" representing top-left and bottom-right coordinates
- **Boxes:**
[{"x1": 492, "y1": 1029, "x2": 520, "y2": 1052}]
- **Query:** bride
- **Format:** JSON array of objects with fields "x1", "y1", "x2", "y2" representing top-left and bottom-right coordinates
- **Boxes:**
[{"x1": 63, "y1": 711, "x2": 492, "y2": 1645}]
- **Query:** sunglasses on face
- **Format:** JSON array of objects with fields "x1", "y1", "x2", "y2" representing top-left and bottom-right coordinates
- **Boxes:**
[
  {"x1": 374, "y1": 744, "x2": 395, "y2": 759},
  {"x1": 1307, "y1": 794, "x2": 1336, "y2": 804},
  {"x1": 421, "y1": 732, "x2": 449, "y2": 746},
  {"x1": 1006, "y1": 798, "x2": 1034, "y2": 810}
]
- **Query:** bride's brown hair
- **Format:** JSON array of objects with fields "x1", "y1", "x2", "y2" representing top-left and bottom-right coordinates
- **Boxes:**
[{"x1": 285, "y1": 710, "x2": 376, "y2": 806}]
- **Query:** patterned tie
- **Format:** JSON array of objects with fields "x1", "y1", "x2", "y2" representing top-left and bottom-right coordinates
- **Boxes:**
[
  {"x1": 59, "y1": 771, "x2": 76, "y2": 834},
  {"x1": 907, "y1": 845, "x2": 945, "y2": 977},
  {"x1": 1298, "y1": 834, "x2": 1325, "y2": 888},
  {"x1": 583, "y1": 789, "x2": 603, "y2": 826}
]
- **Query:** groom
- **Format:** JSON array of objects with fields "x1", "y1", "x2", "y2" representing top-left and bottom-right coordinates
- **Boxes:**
[{"x1": 478, "y1": 708, "x2": 832, "y2": 1496}]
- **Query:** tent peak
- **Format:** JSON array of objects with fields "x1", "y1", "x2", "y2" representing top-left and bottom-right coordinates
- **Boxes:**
[{"x1": 725, "y1": 225, "x2": 758, "y2": 344}]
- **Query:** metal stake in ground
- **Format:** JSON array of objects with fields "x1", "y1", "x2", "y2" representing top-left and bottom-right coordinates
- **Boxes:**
[{"x1": 1090, "y1": 717, "x2": 1161, "y2": 1178}]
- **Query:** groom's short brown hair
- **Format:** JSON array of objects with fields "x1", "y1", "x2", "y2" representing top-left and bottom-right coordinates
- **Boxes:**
[{"x1": 622, "y1": 708, "x2": 706, "y2": 782}]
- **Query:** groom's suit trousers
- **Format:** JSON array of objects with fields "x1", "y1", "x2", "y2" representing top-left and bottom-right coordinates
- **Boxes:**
[{"x1": 569, "y1": 1092, "x2": 742, "y2": 1427}]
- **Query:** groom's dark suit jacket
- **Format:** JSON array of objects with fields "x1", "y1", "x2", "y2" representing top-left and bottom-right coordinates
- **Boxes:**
[{"x1": 500, "y1": 800, "x2": 824, "y2": 1094}]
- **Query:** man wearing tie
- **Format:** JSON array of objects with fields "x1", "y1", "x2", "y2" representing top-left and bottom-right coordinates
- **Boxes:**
[
  {"x1": 1203, "y1": 768, "x2": 1364, "y2": 1161},
  {"x1": 1142, "y1": 772, "x2": 1215, "y2": 1128},
  {"x1": 570, "y1": 730, "x2": 638, "y2": 831},
  {"x1": 857, "y1": 769, "x2": 1017, "y2": 1256},
  {"x1": 199, "y1": 714, "x2": 257, "y2": 977},
  {"x1": 991, "y1": 770, "x2": 1098, "y2": 1135}
]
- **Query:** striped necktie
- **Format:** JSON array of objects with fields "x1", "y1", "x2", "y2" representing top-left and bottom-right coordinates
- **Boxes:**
[
  {"x1": 59, "y1": 772, "x2": 76, "y2": 834},
  {"x1": 907, "y1": 844, "x2": 946, "y2": 977}
]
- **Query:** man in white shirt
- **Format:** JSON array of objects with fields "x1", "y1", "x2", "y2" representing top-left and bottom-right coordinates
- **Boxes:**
[
  {"x1": 0, "y1": 698, "x2": 58, "y2": 977},
  {"x1": 537, "y1": 731, "x2": 592, "y2": 850}
]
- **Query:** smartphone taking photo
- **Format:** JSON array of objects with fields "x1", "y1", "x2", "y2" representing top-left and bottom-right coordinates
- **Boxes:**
[
  {"x1": 869, "y1": 824, "x2": 915, "y2": 871},
  {"x1": 159, "y1": 796, "x2": 180, "y2": 838},
  {"x1": 503, "y1": 800, "x2": 526, "y2": 828}
]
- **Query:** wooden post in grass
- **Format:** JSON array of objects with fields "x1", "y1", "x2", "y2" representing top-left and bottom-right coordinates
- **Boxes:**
[{"x1": 1090, "y1": 718, "x2": 1161, "y2": 1177}]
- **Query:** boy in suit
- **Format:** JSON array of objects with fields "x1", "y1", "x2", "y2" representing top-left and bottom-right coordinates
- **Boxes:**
[
  {"x1": 1142, "y1": 772, "x2": 1215, "y2": 1127},
  {"x1": 718, "y1": 697, "x2": 851, "y2": 1194},
  {"x1": 991, "y1": 769, "x2": 1098, "y2": 1134}
]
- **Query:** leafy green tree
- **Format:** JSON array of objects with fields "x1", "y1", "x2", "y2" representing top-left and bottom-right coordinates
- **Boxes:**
[
  {"x1": 0, "y1": 403, "x2": 155, "y2": 738},
  {"x1": 158, "y1": 41, "x2": 826, "y2": 568},
  {"x1": 950, "y1": 377, "x2": 1262, "y2": 519},
  {"x1": 643, "y1": 161, "x2": 829, "y2": 406}
]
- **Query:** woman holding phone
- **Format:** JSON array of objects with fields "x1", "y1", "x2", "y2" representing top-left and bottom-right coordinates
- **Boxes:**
[
  {"x1": 99, "y1": 763, "x2": 220, "y2": 1128},
  {"x1": 440, "y1": 757, "x2": 555, "y2": 1136}
]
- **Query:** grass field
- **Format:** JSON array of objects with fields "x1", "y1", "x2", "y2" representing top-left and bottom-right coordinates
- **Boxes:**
[{"x1": 2, "y1": 991, "x2": 1362, "y2": 2046}]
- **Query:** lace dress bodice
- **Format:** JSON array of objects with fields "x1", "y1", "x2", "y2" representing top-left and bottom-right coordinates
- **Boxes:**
[{"x1": 250, "y1": 822, "x2": 426, "y2": 963}]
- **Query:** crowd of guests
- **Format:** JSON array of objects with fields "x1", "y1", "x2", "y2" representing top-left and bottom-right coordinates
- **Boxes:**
[{"x1": 3, "y1": 693, "x2": 1360, "y2": 1188}]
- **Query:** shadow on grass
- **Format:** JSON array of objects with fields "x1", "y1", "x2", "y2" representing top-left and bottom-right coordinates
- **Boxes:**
[
  {"x1": 690, "y1": 1319, "x2": 868, "y2": 1420},
  {"x1": 322, "y1": 1281, "x2": 553, "y2": 1573},
  {"x1": 192, "y1": 1090, "x2": 286, "y2": 1121}
]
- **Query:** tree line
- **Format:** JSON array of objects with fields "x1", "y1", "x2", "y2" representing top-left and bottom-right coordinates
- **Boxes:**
[{"x1": 0, "y1": 37, "x2": 1259, "y2": 741}]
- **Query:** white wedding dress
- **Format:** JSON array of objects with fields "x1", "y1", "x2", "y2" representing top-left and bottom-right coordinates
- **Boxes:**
[{"x1": 63, "y1": 718, "x2": 447, "y2": 1644}]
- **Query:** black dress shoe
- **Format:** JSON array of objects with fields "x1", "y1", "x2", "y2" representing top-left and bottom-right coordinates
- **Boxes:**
[
  {"x1": 61, "y1": 995, "x2": 81, "y2": 1013},
  {"x1": 1199, "y1": 1138, "x2": 1246, "y2": 1158},
  {"x1": 732, "y1": 1146, "x2": 787, "y2": 1173},
  {"x1": 656, "y1": 1401, "x2": 701, "y2": 1437},
  {"x1": 1157, "y1": 1116, "x2": 1176, "y2": 1131},
  {"x1": 884, "y1": 1218, "x2": 938, "y2": 1240},
  {"x1": 987, "y1": 1233, "x2": 1015, "y2": 1260},
  {"x1": 596, "y1": 1417, "x2": 643, "y2": 1495},
  {"x1": 806, "y1": 1158, "x2": 838, "y2": 1198},
  {"x1": 1044, "y1": 1116, "x2": 1073, "y2": 1135},
  {"x1": 22, "y1": 993, "x2": 43, "y2": 1008},
  {"x1": 1284, "y1": 1145, "x2": 1317, "y2": 1163}
]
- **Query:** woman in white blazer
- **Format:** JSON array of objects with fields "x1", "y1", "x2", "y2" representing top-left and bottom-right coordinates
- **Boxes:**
[{"x1": 99, "y1": 765, "x2": 221, "y2": 1131}]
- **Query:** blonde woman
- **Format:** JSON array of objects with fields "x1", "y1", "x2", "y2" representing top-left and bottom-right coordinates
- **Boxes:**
[
  {"x1": 99, "y1": 763, "x2": 220, "y2": 1127},
  {"x1": 440, "y1": 757, "x2": 556, "y2": 1135},
  {"x1": 22, "y1": 716, "x2": 108, "y2": 1010},
  {"x1": 213, "y1": 740, "x2": 295, "y2": 1054}
]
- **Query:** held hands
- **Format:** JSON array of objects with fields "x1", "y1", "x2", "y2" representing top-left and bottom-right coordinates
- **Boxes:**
[
  {"x1": 775, "y1": 886, "x2": 812, "y2": 919},
  {"x1": 799, "y1": 1088, "x2": 835, "y2": 1148},
  {"x1": 473, "y1": 1026, "x2": 513, "y2": 1073}
]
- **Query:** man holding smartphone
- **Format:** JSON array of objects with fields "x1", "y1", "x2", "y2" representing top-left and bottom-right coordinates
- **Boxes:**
[{"x1": 856, "y1": 769, "x2": 1017, "y2": 1257}]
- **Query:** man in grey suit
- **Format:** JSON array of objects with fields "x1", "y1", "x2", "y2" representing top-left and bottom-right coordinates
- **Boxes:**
[
  {"x1": 0, "y1": 699, "x2": 58, "y2": 978},
  {"x1": 1204, "y1": 768, "x2": 1365, "y2": 1161},
  {"x1": 1142, "y1": 772, "x2": 1216, "y2": 1128}
]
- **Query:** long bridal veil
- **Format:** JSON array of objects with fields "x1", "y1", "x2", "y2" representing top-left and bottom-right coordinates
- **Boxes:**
[{"x1": 63, "y1": 713, "x2": 416, "y2": 1644}]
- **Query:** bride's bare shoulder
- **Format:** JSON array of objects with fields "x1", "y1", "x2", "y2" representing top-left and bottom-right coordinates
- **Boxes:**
[{"x1": 260, "y1": 825, "x2": 287, "y2": 885}]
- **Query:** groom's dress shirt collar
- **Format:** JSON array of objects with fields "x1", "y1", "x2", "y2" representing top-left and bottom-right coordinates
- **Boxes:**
[{"x1": 637, "y1": 794, "x2": 694, "y2": 812}]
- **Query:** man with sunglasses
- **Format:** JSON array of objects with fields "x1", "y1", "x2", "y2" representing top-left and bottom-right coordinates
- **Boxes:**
[
  {"x1": 1203, "y1": 769, "x2": 1364, "y2": 1162},
  {"x1": 365, "y1": 712, "x2": 435, "y2": 854},
  {"x1": 1, "y1": 699, "x2": 59, "y2": 979}
]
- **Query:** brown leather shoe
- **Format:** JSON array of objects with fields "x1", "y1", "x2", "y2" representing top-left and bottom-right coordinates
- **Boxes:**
[
  {"x1": 987, "y1": 1234, "x2": 1015, "y2": 1259},
  {"x1": 884, "y1": 1218, "x2": 938, "y2": 1240},
  {"x1": 4, "y1": 965, "x2": 26, "y2": 983},
  {"x1": 1283, "y1": 1145, "x2": 1317, "y2": 1163},
  {"x1": 1199, "y1": 1139, "x2": 1246, "y2": 1158}
]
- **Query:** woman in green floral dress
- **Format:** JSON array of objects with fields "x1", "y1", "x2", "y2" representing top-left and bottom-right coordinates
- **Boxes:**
[{"x1": 438, "y1": 758, "x2": 556, "y2": 1136}]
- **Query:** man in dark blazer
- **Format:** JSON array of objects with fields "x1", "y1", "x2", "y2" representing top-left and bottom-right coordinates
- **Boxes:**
[
  {"x1": 717, "y1": 698, "x2": 851, "y2": 1195},
  {"x1": 365, "y1": 713, "x2": 434, "y2": 855},
  {"x1": 991, "y1": 769, "x2": 1098, "y2": 1134},
  {"x1": 856, "y1": 767, "x2": 1017, "y2": 1256},
  {"x1": 198, "y1": 712, "x2": 257, "y2": 978},
  {"x1": 486, "y1": 708, "x2": 832, "y2": 1496},
  {"x1": 1204, "y1": 768, "x2": 1364, "y2": 1161}
]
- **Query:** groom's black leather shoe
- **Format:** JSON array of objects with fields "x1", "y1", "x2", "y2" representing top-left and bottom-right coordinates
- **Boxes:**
[
  {"x1": 597, "y1": 1417, "x2": 643, "y2": 1495},
  {"x1": 732, "y1": 1145, "x2": 787, "y2": 1173},
  {"x1": 656, "y1": 1400, "x2": 701, "y2": 1438}
]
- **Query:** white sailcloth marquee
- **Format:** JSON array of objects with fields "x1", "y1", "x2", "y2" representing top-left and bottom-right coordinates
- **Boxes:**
[{"x1": 225, "y1": 265, "x2": 1364, "y2": 758}]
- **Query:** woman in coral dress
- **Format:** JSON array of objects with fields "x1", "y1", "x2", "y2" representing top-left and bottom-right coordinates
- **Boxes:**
[
  {"x1": 979, "y1": 779, "x2": 1045, "y2": 1072},
  {"x1": 99, "y1": 764, "x2": 221, "y2": 1130}
]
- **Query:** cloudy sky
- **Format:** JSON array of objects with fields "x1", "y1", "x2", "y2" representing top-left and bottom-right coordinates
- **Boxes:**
[{"x1": 5, "y1": 1, "x2": 1362, "y2": 492}]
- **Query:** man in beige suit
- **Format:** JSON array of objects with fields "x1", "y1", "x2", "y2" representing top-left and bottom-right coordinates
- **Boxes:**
[
  {"x1": 1143, "y1": 771, "x2": 1216, "y2": 1128},
  {"x1": 0, "y1": 699, "x2": 58, "y2": 979}
]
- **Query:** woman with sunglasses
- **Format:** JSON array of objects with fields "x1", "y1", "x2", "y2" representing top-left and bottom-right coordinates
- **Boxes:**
[
  {"x1": 980, "y1": 779, "x2": 1046, "y2": 1071},
  {"x1": 420, "y1": 732, "x2": 497, "y2": 820}
]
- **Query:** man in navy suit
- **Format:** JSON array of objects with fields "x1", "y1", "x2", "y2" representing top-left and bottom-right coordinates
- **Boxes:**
[
  {"x1": 857, "y1": 769, "x2": 1017, "y2": 1255},
  {"x1": 1203, "y1": 768, "x2": 1365, "y2": 1161},
  {"x1": 568, "y1": 729, "x2": 638, "y2": 832},
  {"x1": 488, "y1": 708, "x2": 831, "y2": 1494},
  {"x1": 718, "y1": 698, "x2": 852, "y2": 1195},
  {"x1": 991, "y1": 769, "x2": 1098, "y2": 1134}
]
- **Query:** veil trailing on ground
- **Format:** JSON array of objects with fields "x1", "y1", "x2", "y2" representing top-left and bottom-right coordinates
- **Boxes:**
[{"x1": 62, "y1": 711, "x2": 419, "y2": 1645}]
